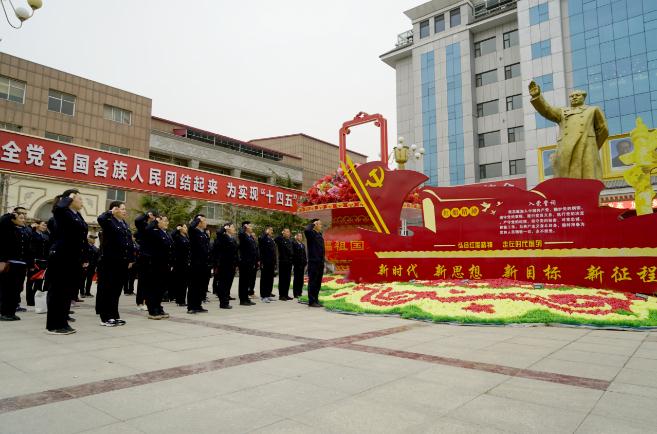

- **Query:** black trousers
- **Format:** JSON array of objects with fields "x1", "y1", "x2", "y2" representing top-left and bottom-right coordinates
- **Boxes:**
[
  {"x1": 135, "y1": 261, "x2": 148, "y2": 306},
  {"x1": 278, "y1": 262, "x2": 292, "y2": 298},
  {"x1": 95, "y1": 262, "x2": 128, "y2": 322},
  {"x1": 292, "y1": 262, "x2": 305, "y2": 297},
  {"x1": 259, "y1": 263, "x2": 275, "y2": 298},
  {"x1": 124, "y1": 265, "x2": 137, "y2": 294},
  {"x1": 238, "y1": 263, "x2": 256, "y2": 302},
  {"x1": 188, "y1": 265, "x2": 209, "y2": 311},
  {"x1": 46, "y1": 257, "x2": 78, "y2": 331},
  {"x1": 80, "y1": 264, "x2": 96, "y2": 296},
  {"x1": 0, "y1": 264, "x2": 26, "y2": 316},
  {"x1": 217, "y1": 265, "x2": 235, "y2": 306},
  {"x1": 172, "y1": 266, "x2": 190, "y2": 305},
  {"x1": 307, "y1": 261, "x2": 324, "y2": 304},
  {"x1": 146, "y1": 265, "x2": 169, "y2": 315}
]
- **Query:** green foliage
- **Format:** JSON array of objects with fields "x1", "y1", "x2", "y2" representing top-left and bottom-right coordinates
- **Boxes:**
[{"x1": 138, "y1": 195, "x2": 204, "y2": 228}]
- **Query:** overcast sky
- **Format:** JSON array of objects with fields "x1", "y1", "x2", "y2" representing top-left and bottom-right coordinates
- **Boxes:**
[{"x1": 1, "y1": 0, "x2": 421, "y2": 160}]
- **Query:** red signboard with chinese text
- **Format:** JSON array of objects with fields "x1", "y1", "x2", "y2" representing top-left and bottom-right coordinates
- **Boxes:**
[
  {"x1": 0, "y1": 132, "x2": 301, "y2": 213},
  {"x1": 331, "y1": 161, "x2": 657, "y2": 295}
]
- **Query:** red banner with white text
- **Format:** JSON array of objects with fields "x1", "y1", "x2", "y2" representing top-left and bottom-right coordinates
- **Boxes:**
[{"x1": 0, "y1": 132, "x2": 301, "y2": 213}]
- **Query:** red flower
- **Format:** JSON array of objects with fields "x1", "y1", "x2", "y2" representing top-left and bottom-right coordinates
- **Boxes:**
[{"x1": 463, "y1": 303, "x2": 496, "y2": 314}]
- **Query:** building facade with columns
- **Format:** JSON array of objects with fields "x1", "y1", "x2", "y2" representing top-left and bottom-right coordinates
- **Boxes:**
[{"x1": 381, "y1": 0, "x2": 657, "y2": 204}]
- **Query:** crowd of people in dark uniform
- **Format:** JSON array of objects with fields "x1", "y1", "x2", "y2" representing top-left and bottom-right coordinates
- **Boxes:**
[{"x1": 0, "y1": 189, "x2": 325, "y2": 335}]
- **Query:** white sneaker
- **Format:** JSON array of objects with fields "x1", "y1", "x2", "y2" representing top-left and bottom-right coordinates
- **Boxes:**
[
  {"x1": 261, "y1": 297, "x2": 270, "y2": 303},
  {"x1": 100, "y1": 319, "x2": 117, "y2": 327},
  {"x1": 137, "y1": 305, "x2": 147, "y2": 311}
]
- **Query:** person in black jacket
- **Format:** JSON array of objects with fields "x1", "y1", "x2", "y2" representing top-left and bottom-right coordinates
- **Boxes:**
[
  {"x1": 212, "y1": 223, "x2": 238, "y2": 309},
  {"x1": 291, "y1": 232, "x2": 307, "y2": 299},
  {"x1": 237, "y1": 221, "x2": 258, "y2": 306},
  {"x1": 171, "y1": 224, "x2": 191, "y2": 307},
  {"x1": 134, "y1": 210, "x2": 156, "y2": 310},
  {"x1": 187, "y1": 214, "x2": 210, "y2": 314},
  {"x1": 46, "y1": 190, "x2": 88, "y2": 334},
  {"x1": 274, "y1": 228, "x2": 294, "y2": 301},
  {"x1": 26, "y1": 220, "x2": 49, "y2": 306},
  {"x1": 258, "y1": 226, "x2": 276, "y2": 303},
  {"x1": 96, "y1": 201, "x2": 134, "y2": 327},
  {"x1": 143, "y1": 215, "x2": 174, "y2": 319},
  {"x1": 0, "y1": 208, "x2": 32, "y2": 321},
  {"x1": 123, "y1": 235, "x2": 138, "y2": 295},
  {"x1": 80, "y1": 234, "x2": 99, "y2": 298},
  {"x1": 304, "y1": 219, "x2": 325, "y2": 308}
]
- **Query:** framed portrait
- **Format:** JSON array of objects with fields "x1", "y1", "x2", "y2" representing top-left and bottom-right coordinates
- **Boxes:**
[
  {"x1": 538, "y1": 145, "x2": 556, "y2": 182},
  {"x1": 602, "y1": 134, "x2": 633, "y2": 178}
]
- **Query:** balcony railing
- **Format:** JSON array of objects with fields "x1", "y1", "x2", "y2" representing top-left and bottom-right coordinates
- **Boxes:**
[{"x1": 396, "y1": 29, "x2": 414, "y2": 48}]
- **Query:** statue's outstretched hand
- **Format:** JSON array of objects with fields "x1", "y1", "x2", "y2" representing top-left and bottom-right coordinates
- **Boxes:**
[{"x1": 529, "y1": 80, "x2": 541, "y2": 98}]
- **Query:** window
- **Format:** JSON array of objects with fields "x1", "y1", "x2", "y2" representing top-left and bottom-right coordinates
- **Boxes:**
[
  {"x1": 503, "y1": 29, "x2": 519, "y2": 48},
  {"x1": 240, "y1": 172, "x2": 268, "y2": 183},
  {"x1": 0, "y1": 122, "x2": 22, "y2": 132},
  {"x1": 479, "y1": 162, "x2": 503, "y2": 179},
  {"x1": 100, "y1": 144, "x2": 129, "y2": 155},
  {"x1": 535, "y1": 113, "x2": 551, "y2": 129},
  {"x1": 201, "y1": 204, "x2": 220, "y2": 220},
  {"x1": 0, "y1": 75, "x2": 26, "y2": 103},
  {"x1": 478, "y1": 130, "x2": 500, "y2": 148},
  {"x1": 504, "y1": 63, "x2": 521, "y2": 79},
  {"x1": 509, "y1": 159, "x2": 526, "y2": 175},
  {"x1": 104, "y1": 104, "x2": 132, "y2": 125},
  {"x1": 529, "y1": 3, "x2": 549, "y2": 26},
  {"x1": 419, "y1": 19, "x2": 430, "y2": 39},
  {"x1": 450, "y1": 7, "x2": 461, "y2": 27},
  {"x1": 106, "y1": 189, "x2": 126, "y2": 209},
  {"x1": 149, "y1": 152, "x2": 189, "y2": 167},
  {"x1": 506, "y1": 94, "x2": 523, "y2": 111},
  {"x1": 198, "y1": 162, "x2": 230, "y2": 175},
  {"x1": 45, "y1": 131, "x2": 73, "y2": 143},
  {"x1": 476, "y1": 100, "x2": 499, "y2": 117},
  {"x1": 507, "y1": 126, "x2": 524, "y2": 143},
  {"x1": 531, "y1": 39, "x2": 551, "y2": 59},
  {"x1": 475, "y1": 69, "x2": 497, "y2": 87},
  {"x1": 47, "y1": 90, "x2": 76, "y2": 116},
  {"x1": 474, "y1": 37, "x2": 496, "y2": 57},
  {"x1": 533, "y1": 73, "x2": 554, "y2": 91},
  {"x1": 434, "y1": 14, "x2": 445, "y2": 33}
]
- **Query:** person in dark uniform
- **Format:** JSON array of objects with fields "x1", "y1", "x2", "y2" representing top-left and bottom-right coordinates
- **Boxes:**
[
  {"x1": 96, "y1": 201, "x2": 134, "y2": 327},
  {"x1": 80, "y1": 234, "x2": 99, "y2": 298},
  {"x1": 187, "y1": 214, "x2": 210, "y2": 314},
  {"x1": 291, "y1": 232, "x2": 307, "y2": 299},
  {"x1": 143, "y1": 215, "x2": 174, "y2": 319},
  {"x1": 123, "y1": 235, "x2": 138, "y2": 295},
  {"x1": 134, "y1": 210, "x2": 156, "y2": 311},
  {"x1": 46, "y1": 189, "x2": 88, "y2": 334},
  {"x1": 26, "y1": 220, "x2": 49, "y2": 306},
  {"x1": 212, "y1": 222, "x2": 238, "y2": 309},
  {"x1": 304, "y1": 218, "x2": 324, "y2": 308},
  {"x1": 237, "y1": 221, "x2": 258, "y2": 306},
  {"x1": 258, "y1": 226, "x2": 276, "y2": 303},
  {"x1": 274, "y1": 228, "x2": 294, "y2": 301},
  {"x1": 0, "y1": 208, "x2": 32, "y2": 321},
  {"x1": 171, "y1": 224, "x2": 191, "y2": 307}
]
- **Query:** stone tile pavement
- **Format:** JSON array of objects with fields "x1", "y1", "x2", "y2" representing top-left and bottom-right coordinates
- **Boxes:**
[{"x1": 0, "y1": 281, "x2": 656, "y2": 433}]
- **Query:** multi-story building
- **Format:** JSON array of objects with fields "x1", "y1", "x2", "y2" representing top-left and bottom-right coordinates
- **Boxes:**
[
  {"x1": 381, "y1": 0, "x2": 657, "y2": 201},
  {"x1": 0, "y1": 52, "x2": 152, "y2": 224},
  {"x1": 149, "y1": 118, "x2": 304, "y2": 224},
  {"x1": 249, "y1": 133, "x2": 368, "y2": 190}
]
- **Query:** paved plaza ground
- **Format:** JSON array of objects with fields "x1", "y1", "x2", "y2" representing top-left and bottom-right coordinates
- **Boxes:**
[{"x1": 0, "y1": 280, "x2": 656, "y2": 434}]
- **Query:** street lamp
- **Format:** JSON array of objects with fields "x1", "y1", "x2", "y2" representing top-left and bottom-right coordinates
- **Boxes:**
[
  {"x1": 2, "y1": 0, "x2": 43, "y2": 29},
  {"x1": 393, "y1": 136, "x2": 425, "y2": 170}
]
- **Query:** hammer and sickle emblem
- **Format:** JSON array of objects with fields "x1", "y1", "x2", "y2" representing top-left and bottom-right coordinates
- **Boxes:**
[{"x1": 365, "y1": 167, "x2": 385, "y2": 188}]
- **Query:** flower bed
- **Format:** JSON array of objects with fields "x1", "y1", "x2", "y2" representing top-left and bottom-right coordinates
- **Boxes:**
[{"x1": 317, "y1": 276, "x2": 657, "y2": 327}]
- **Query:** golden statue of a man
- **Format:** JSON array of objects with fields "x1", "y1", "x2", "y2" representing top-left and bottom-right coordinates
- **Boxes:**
[{"x1": 529, "y1": 81, "x2": 609, "y2": 179}]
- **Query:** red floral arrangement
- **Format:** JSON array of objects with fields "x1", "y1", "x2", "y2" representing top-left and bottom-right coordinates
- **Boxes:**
[{"x1": 299, "y1": 166, "x2": 421, "y2": 206}]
